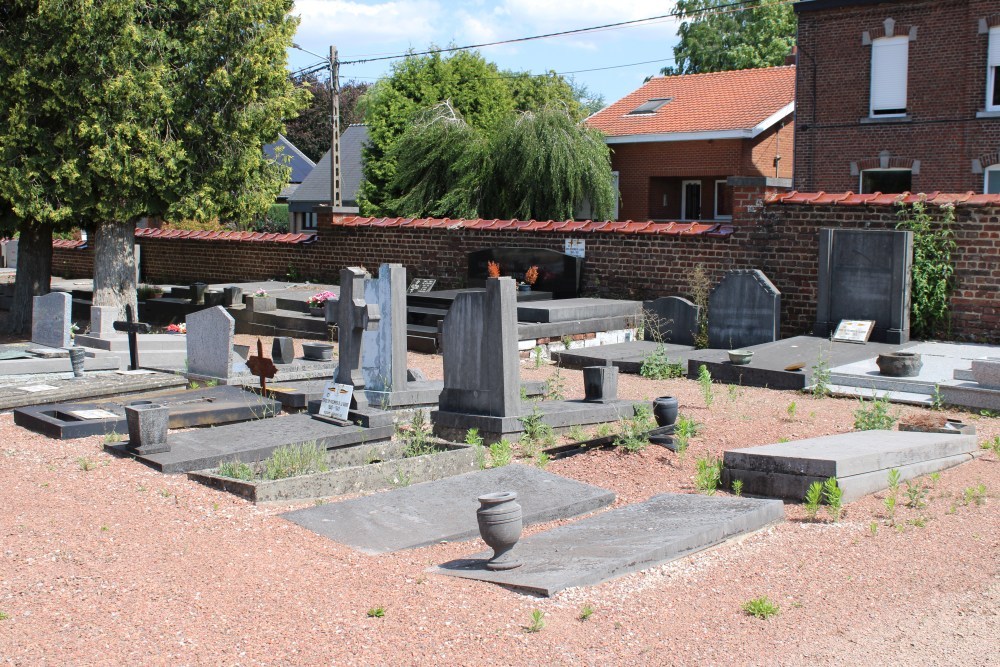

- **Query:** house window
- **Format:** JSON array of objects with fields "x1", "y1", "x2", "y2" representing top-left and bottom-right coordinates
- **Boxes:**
[
  {"x1": 986, "y1": 165, "x2": 1000, "y2": 194},
  {"x1": 870, "y1": 36, "x2": 909, "y2": 117},
  {"x1": 626, "y1": 98, "x2": 673, "y2": 115},
  {"x1": 988, "y1": 27, "x2": 1000, "y2": 111},
  {"x1": 681, "y1": 180, "x2": 701, "y2": 220},
  {"x1": 860, "y1": 169, "x2": 912, "y2": 194},
  {"x1": 714, "y1": 180, "x2": 732, "y2": 219}
]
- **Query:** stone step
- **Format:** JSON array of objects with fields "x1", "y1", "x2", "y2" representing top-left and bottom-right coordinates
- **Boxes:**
[
  {"x1": 827, "y1": 383, "x2": 932, "y2": 406},
  {"x1": 828, "y1": 371, "x2": 937, "y2": 395}
]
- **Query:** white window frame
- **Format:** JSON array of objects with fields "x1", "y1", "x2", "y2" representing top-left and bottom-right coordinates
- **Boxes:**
[
  {"x1": 713, "y1": 179, "x2": 732, "y2": 220},
  {"x1": 988, "y1": 27, "x2": 1000, "y2": 112},
  {"x1": 870, "y1": 35, "x2": 909, "y2": 118},
  {"x1": 859, "y1": 168, "x2": 912, "y2": 194},
  {"x1": 611, "y1": 170, "x2": 620, "y2": 221},
  {"x1": 986, "y1": 164, "x2": 1000, "y2": 194},
  {"x1": 681, "y1": 180, "x2": 701, "y2": 220}
]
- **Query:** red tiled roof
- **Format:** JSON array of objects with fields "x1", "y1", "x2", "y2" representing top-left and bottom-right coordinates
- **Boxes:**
[
  {"x1": 769, "y1": 191, "x2": 1000, "y2": 206},
  {"x1": 133, "y1": 228, "x2": 317, "y2": 243},
  {"x1": 331, "y1": 216, "x2": 733, "y2": 237},
  {"x1": 586, "y1": 66, "x2": 795, "y2": 138}
]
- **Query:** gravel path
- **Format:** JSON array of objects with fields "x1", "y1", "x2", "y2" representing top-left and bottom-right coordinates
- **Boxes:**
[{"x1": 1, "y1": 351, "x2": 997, "y2": 665}]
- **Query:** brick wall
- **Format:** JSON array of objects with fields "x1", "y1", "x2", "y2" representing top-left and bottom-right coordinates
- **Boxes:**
[
  {"x1": 794, "y1": 0, "x2": 1000, "y2": 192},
  {"x1": 49, "y1": 197, "x2": 1000, "y2": 343}
]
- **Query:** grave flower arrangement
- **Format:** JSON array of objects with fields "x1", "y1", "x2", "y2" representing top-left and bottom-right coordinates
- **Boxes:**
[
  {"x1": 253, "y1": 288, "x2": 269, "y2": 297},
  {"x1": 524, "y1": 265, "x2": 539, "y2": 286},
  {"x1": 166, "y1": 323, "x2": 187, "y2": 334},
  {"x1": 307, "y1": 291, "x2": 336, "y2": 308},
  {"x1": 487, "y1": 261, "x2": 501, "y2": 278}
]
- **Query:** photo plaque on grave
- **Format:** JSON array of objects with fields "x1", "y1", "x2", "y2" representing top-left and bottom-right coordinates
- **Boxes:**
[
  {"x1": 832, "y1": 320, "x2": 875, "y2": 344},
  {"x1": 318, "y1": 382, "x2": 353, "y2": 421},
  {"x1": 407, "y1": 278, "x2": 437, "y2": 294}
]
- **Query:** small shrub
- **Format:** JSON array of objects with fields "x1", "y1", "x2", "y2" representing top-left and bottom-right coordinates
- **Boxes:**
[
  {"x1": 731, "y1": 479, "x2": 743, "y2": 497},
  {"x1": 465, "y1": 428, "x2": 484, "y2": 447},
  {"x1": 489, "y1": 439, "x2": 513, "y2": 468},
  {"x1": 614, "y1": 405, "x2": 654, "y2": 453},
  {"x1": 103, "y1": 431, "x2": 123, "y2": 445},
  {"x1": 262, "y1": 442, "x2": 329, "y2": 480},
  {"x1": 217, "y1": 459, "x2": 255, "y2": 481},
  {"x1": 640, "y1": 346, "x2": 684, "y2": 380},
  {"x1": 786, "y1": 401, "x2": 797, "y2": 419},
  {"x1": 543, "y1": 366, "x2": 565, "y2": 401},
  {"x1": 77, "y1": 457, "x2": 94, "y2": 472},
  {"x1": 905, "y1": 479, "x2": 928, "y2": 509},
  {"x1": 741, "y1": 596, "x2": 780, "y2": 620},
  {"x1": 578, "y1": 605, "x2": 594, "y2": 621},
  {"x1": 804, "y1": 481, "x2": 823, "y2": 520},
  {"x1": 853, "y1": 395, "x2": 897, "y2": 431},
  {"x1": 524, "y1": 609, "x2": 545, "y2": 633},
  {"x1": 823, "y1": 477, "x2": 844, "y2": 522},
  {"x1": 567, "y1": 425, "x2": 588, "y2": 442},
  {"x1": 963, "y1": 483, "x2": 987, "y2": 506},
  {"x1": 366, "y1": 606, "x2": 385, "y2": 618},
  {"x1": 811, "y1": 357, "x2": 831, "y2": 397},
  {"x1": 981, "y1": 437, "x2": 1000, "y2": 457},
  {"x1": 520, "y1": 408, "x2": 555, "y2": 451},
  {"x1": 697, "y1": 364, "x2": 714, "y2": 407},
  {"x1": 694, "y1": 455, "x2": 722, "y2": 494},
  {"x1": 399, "y1": 412, "x2": 436, "y2": 458}
]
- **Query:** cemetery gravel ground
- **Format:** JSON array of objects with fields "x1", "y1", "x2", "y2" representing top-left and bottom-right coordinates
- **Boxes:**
[{"x1": 1, "y1": 349, "x2": 998, "y2": 665}]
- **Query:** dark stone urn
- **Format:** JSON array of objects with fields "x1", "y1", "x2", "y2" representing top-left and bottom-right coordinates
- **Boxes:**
[
  {"x1": 652, "y1": 396, "x2": 679, "y2": 427},
  {"x1": 68, "y1": 346, "x2": 86, "y2": 378},
  {"x1": 876, "y1": 351, "x2": 923, "y2": 377},
  {"x1": 476, "y1": 491, "x2": 523, "y2": 571}
]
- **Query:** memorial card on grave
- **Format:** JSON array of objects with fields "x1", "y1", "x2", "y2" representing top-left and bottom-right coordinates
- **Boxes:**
[
  {"x1": 316, "y1": 381, "x2": 353, "y2": 424},
  {"x1": 814, "y1": 229, "x2": 912, "y2": 344},
  {"x1": 407, "y1": 277, "x2": 436, "y2": 294},
  {"x1": 31, "y1": 292, "x2": 72, "y2": 349},
  {"x1": 831, "y1": 320, "x2": 875, "y2": 344},
  {"x1": 707, "y1": 270, "x2": 781, "y2": 350}
]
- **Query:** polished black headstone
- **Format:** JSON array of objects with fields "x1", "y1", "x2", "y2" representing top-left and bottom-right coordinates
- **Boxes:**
[{"x1": 467, "y1": 247, "x2": 582, "y2": 298}]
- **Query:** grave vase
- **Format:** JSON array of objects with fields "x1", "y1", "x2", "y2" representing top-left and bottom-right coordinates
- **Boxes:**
[
  {"x1": 309, "y1": 306, "x2": 325, "y2": 317},
  {"x1": 652, "y1": 396, "x2": 678, "y2": 427},
  {"x1": 477, "y1": 491, "x2": 523, "y2": 571},
  {"x1": 68, "y1": 346, "x2": 86, "y2": 377}
]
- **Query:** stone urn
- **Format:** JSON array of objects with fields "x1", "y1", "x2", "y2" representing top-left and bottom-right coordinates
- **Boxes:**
[
  {"x1": 652, "y1": 396, "x2": 679, "y2": 427},
  {"x1": 124, "y1": 402, "x2": 170, "y2": 455},
  {"x1": 302, "y1": 342, "x2": 334, "y2": 361},
  {"x1": 476, "y1": 491, "x2": 523, "y2": 571},
  {"x1": 876, "y1": 351, "x2": 922, "y2": 377},
  {"x1": 68, "y1": 346, "x2": 86, "y2": 377}
]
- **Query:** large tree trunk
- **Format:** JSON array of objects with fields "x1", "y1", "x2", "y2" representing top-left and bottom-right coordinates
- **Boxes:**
[
  {"x1": 5, "y1": 220, "x2": 53, "y2": 336},
  {"x1": 92, "y1": 220, "x2": 138, "y2": 320}
]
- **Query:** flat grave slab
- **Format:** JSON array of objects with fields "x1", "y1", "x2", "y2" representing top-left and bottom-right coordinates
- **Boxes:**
[
  {"x1": 434, "y1": 493, "x2": 784, "y2": 596},
  {"x1": 14, "y1": 385, "x2": 281, "y2": 439},
  {"x1": 552, "y1": 341, "x2": 690, "y2": 372},
  {"x1": 0, "y1": 371, "x2": 188, "y2": 411},
  {"x1": 187, "y1": 357, "x2": 339, "y2": 386},
  {"x1": 282, "y1": 465, "x2": 615, "y2": 554},
  {"x1": 723, "y1": 430, "x2": 979, "y2": 502},
  {"x1": 0, "y1": 343, "x2": 120, "y2": 376},
  {"x1": 108, "y1": 412, "x2": 393, "y2": 474},
  {"x1": 515, "y1": 298, "x2": 641, "y2": 324}
]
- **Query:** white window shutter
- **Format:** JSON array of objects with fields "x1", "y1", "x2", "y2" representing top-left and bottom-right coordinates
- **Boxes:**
[
  {"x1": 871, "y1": 36, "x2": 909, "y2": 114},
  {"x1": 990, "y1": 27, "x2": 1000, "y2": 67}
]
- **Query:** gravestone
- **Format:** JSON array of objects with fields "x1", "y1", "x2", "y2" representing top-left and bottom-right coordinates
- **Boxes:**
[
  {"x1": 2, "y1": 239, "x2": 18, "y2": 268},
  {"x1": 467, "y1": 247, "x2": 583, "y2": 298},
  {"x1": 335, "y1": 267, "x2": 381, "y2": 409},
  {"x1": 583, "y1": 366, "x2": 618, "y2": 403},
  {"x1": 643, "y1": 296, "x2": 700, "y2": 346},
  {"x1": 363, "y1": 264, "x2": 407, "y2": 392},
  {"x1": 31, "y1": 292, "x2": 72, "y2": 349},
  {"x1": 272, "y1": 337, "x2": 295, "y2": 364},
  {"x1": 814, "y1": 229, "x2": 913, "y2": 344},
  {"x1": 89, "y1": 306, "x2": 118, "y2": 339},
  {"x1": 186, "y1": 306, "x2": 235, "y2": 379},
  {"x1": 707, "y1": 270, "x2": 780, "y2": 350},
  {"x1": 438, "y1": 277, "x2": 521, "y2": 417}
]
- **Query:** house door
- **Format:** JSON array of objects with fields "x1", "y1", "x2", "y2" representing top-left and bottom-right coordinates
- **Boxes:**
[{"x1": 681, "y1": 180, "x2": 701, "y2": 220}]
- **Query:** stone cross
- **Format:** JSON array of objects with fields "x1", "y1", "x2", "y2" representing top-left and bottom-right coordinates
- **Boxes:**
[
  {"x1": 336, "y1": 267, "x2": 381, "y2": 405},
  {"x1": 246, "y1": 339, "x2": 277, "y2": 393},
  {"x1": 112, "y1": 304, "x2": 151, "y2": 370}
]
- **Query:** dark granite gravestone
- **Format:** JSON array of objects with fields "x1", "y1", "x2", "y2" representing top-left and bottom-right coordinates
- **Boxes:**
[
  {"x1": 271, "y1": 337, "x2": 295, "y2": 364},
  {"x1": 467, "y1": 247, "x2": 582, "y2": 298},
  {"x1": 643, "y1": 296, "x2": 701, "y2": 345},
  {"x1": 813, "y1": 229, "x2": 913, "y2": 345},
  {"x1": 707, "y1": 270, "x2": 781, "y2": 350}
]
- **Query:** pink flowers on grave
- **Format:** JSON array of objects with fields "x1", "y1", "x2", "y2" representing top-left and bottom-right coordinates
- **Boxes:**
[
  {"x1": 253, "y1": 288, "x2": 269, "y2": 298},
  {"x1": 166, "y1": 323, "x2": 186, "y2": 334},
  {"x1": 307, "y1": 291, "x2": 336, "y2": 308}
]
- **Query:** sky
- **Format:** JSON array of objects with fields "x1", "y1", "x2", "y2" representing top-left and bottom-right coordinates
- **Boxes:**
[{"x1": 288, "y1": 0, "x2": 684, "y2": 107}]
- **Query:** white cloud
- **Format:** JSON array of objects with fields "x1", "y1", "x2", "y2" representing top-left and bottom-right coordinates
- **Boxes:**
[
  {"x1": 292, "y1": 0, "x2": 443, "y2": 51},
  {"x1": 491, "y1": 0, "x2": 675, "y2": 31}
]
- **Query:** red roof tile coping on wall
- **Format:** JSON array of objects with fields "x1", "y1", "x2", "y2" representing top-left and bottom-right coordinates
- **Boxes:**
[
  {"x1": 52, "y1": 239, "x2": 87, "y2": 249},
  {"x1": 770, "y1": 192, "x2": 1000, "y2": 207},
  {"x1": 331, "y1": 216, "x2": 732, "y2": 237},
  {"x1": 133, "y1": 228, "x2": 317, "y2": 243}
]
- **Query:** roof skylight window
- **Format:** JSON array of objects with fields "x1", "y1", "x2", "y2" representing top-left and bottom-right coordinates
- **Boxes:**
[{"x1": 627, "y1": 97, "x2": 673, "y2": 115}]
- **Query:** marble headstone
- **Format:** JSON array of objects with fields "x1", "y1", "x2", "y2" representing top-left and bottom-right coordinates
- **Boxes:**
[
  {"x1": 335, "y1": 267, "x2": 382, "y2": 407},
  {"x1": 31, "y1": 292, "x2": 72, "y2": 349},
  {"x1": 643, "y1": 296, "x2": 701, "y2": 346},
  {"x1": 363, "y1": 263, "x2": 408, "y2": 392},
  {"x1": 89, "y1": 306, "x2": 118, "y2": 339},
  {"x1": 707, "y1": 270, "x2": 781, "y2": 350},
  {"x1": 186, "y1": 306, "x2": 235, "y2": 379}
]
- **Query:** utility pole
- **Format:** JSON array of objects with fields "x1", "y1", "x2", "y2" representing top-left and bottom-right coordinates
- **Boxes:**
[{"x1": 330, "y1": 45, "x2": 342, "y2": 208}]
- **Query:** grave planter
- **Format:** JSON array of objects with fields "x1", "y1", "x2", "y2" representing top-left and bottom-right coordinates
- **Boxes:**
[
  {"x1": 728, "y1": 349, "x2": 754, "y2": 365},
  {"x1": 246, "y1": 295, "x2": 276, "y2": 313},
  {"x1": 477, "y1": 491, "x2": 523, "y2": 570},
  {"x1": 222, "y1": 286, "x2": 243, "y2": 307},
  {"x1": 876, "y1": 352, "x2": 922, "y2": 377},
  {"x1": 189, "y1": 283, "x2": 208, "y2": 305},
  {"x1": 652, "y1": 396, "x2": 678, "y2": 427},
  {"x1": 302, "y1": 342, "x2": 334, "y2": 361},
  {"x1": 518, "y1": 284, "x2": 532, "y2": 293},
  {"x1": 68, "y1": 346, "x2": 86, "y2": 377},
  {"x1": 125, "y1": 403, "x2": 170, "y2": 454},
  {"x1": 309, "y1": 306, "x2": 324, "y2": 317},
  {"x1": 204, "y1": 290, "x2": 224, "y2": 307}
]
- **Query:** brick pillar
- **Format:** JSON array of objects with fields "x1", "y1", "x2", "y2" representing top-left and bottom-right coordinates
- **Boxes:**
[{"x1": 727, "y1": 176, "x2": 792, "y2": 225}]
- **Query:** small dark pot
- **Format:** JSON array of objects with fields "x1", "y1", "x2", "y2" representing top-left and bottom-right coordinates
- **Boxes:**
[
  {"x1": 204, "y1": 291, "x2": 224, "y2": 307},
  {"x1": 68, "y1": 346, "x2": 86, "y2": 378},
  {"x1": 876, "y1": 352, "x2": 922, "y2": 377},
  {"x1": 309, "y1": 306, "x2": 325, "y2": 317},
  {"x1": 518, "y1": 284, "x2": 532, "y2": 292},
  {"x1": 477, "y1": 491, "x2": 523, "y2": 571},
  {"x1": 652, "y1": 396, "x2": 679, "y2": 427}
]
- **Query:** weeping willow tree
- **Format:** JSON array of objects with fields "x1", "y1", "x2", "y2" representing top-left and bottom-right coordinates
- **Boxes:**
[
  {"x1": 385, "y1": 103, "x2": 484, "y2": 218},
  {"x1": 385, "y1": 104, "x2": 615, "y2": 221}
]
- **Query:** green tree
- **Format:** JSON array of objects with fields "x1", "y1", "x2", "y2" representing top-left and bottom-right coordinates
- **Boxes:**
[
  {"x1": 284, "y1": 75, "x2": 370, "y2": 162},
  {"x1": 659, "y1": 0, "x2": 796, "y2": 76},
  {"x1": 360, "y1": 50, "x2": 580, "y2": 216},
  {"x1": 0, "y1": 0, "x2": 304, "y2": 330}
]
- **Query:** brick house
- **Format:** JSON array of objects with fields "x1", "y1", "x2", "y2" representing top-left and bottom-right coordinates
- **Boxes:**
[
  {"x1": 585, "y1": 66, "x2": 795, "y2": 222},
  {"x1": 793, "y1": 0, "x2": 1000, "y2": 194}
]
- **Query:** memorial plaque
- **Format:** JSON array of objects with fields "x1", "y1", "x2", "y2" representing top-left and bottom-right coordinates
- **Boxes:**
[
  {"x1": 407, "y1": 278, "x2": 437, "y2": 294},
  {"x1": 318, "y1": 382, "x2": 353, "y2": 420},
  {"x1": 564, "y1": 239, "x2": 585, "y2": 259},
  {"x1": 467, "y1": 247, "x2": 582, "y2": 298},
  {"x1": 69, "y1": 409, "x2": 120, "y2": 420},
  {"x1": 832, "y1": 320, "x2": 875, "y2": 344}
]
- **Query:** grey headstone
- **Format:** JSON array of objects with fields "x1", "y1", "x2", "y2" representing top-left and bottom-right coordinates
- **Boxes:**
[
  {"x1": 222, "y1": 286, "x2": 242, "y2": 307},
  {"x1": 185, "y1": 306, "x2": 235, "y2": 379},
  {"x1": 125, "y1": 403, "x2": 169, "y2": 454},
  {"x1": 814, "y1": 229, "x2": 913, "y2": 344},
  {"x1": 583, "y1": 366, "x2": 618, "y2": 402},
  {"x1": 439, "y1": 277, "x2": 521, "y2": 417},
  {"x1": 643, "y1": 296, "x2": 701, "y2": 345},
  {"x1": 31, "y1": 292, "x2": 72, "y2": 349},
  {"x1": 89, "y1": 306, "x2": 118, "y2": 339},
  {"x1": 189, "y1": 283, "x2": 208, "y2": 305},
  {"x1": 2, "y1": 239, "x2": 18, "y2": 268},
  {"x1": 335, "y1": 267, "x2": 382, "y2": 404},
  {"x1": 970, "y1": 359, "x2": 1000, "y2": 388},
  {"x1": 363, "y1": 263, "x2": 408, "y2": 392},
  {"x1": 272, "y1": 336, "x2": 295, "y2": 364},
  {"x1": 708, "y1": 270, "x2": 780, "y2": 350}
]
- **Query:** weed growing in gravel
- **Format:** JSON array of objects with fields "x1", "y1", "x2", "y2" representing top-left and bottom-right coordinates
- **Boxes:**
[
  {"x1": 103, "y1": 431, "x2": 123, "y2": 445},
  {"x1": 0, "y1": 611, "x2": 8, "y2": 621},
  {"x1": 594, "y1": 423, "x2": 614, "y2": 439},
  {"x1": 544, "y1": 366, "x2": 565, "y2": 401},
  {"x1": 907, "y1": 517, "x2": 927, "y2": 528},
  {"x1": 640, "y1": 346, "x2": 685, "y2": 380},
  {"x1": 465, "y1": 428, "x2": 484, "y2": 447},
  {"x1": 489, "y1": 439, "x2": 513, "y2": 468},
  {"x1": 533, "y1": 345, "x2": 544, "y2": 368},
  {"x1": 525, "y1": 609, "x2": 545, "y2": 633},
  {"x1": 698, "y1": 365, "x2": 714, "y2": 407},
  {"x1": 732, "y1": 479, "x2": 743, "y2": 497},
  {"x1": 823, "y1": 477, "x2": 844, "y2": 522},
  {"x1": 929, "y1": 472, "x2": 941, "y2": 486},
  {"x1": 727, "y1": 384, "x2": 742, "y2": 403},
  {"x1": 905, "y1": 479, "x2": 929, "y2": 509},
  {"x1": 673, "y1": 415, "x2": 699, "y2": 461},
  {"x1": 535, "y1": 450, "x2": 551, "y2": 468},
  {"x1": 188, "y1": 380, "x2": 201, "y2": 390},
  {"x1": 567, "y1": 425, "x2": 588, "y2": 442},
  {"x1": 930, "y1": 384, "x2": 945, "y2": 410},
  {"x1": 561, "y1": 335, "x2": 573, "y2": 350},
  {"x1": 77, "y1": 457, "x2": 94, "y2": 472},
  {"x1": 159, "y1": 489, "x2": 171, "y2": 498},
  {"x1": 262, "y1": 442, "x2": 329, "y2": 480},
  {"x1": 869, "y1": 521, "x2": 878, "y2": 537},
  {"x1": 614, "y1": 405, "x2": 654, "y2": 453},
  {"x1": 963, "y1": 484, "x2": 987, "y2": 506},
  {"x1": 741, "y1": 596, "x2": 780, "y2": 620},
  {"x1": 520, "y1": 408, "x2": 556, "y2": 452},
  {"x1": 396, "y1": 413, "x2": 436, "y2": 458},
  {"x1": 853, "y1": 395, "x2": 897, "y2": 431},
  {"x1": 981, "y1": 437, "x2": 1000, "y2": 456},
  {"x1": 366, "y1": 606, "x2": 385, "y2": 618},
  {"x1": 804, "y1": 482, "x2": 823, "y2": 520},
  {"x1": 694, "y1": 455, "x2": 722, "y2": 494},
  {"x1": 884, "y1": 468, "x2": 902, "y2": 523},
  {"x1": 217, "y1": 459, "x2": 254, "y2": 481},
  {"x1": 579, "y1": 605, "x2": 594, "y2": 621},
  {"x1": 811, "y1": 356, "x2": 832, "y2": 397}
]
